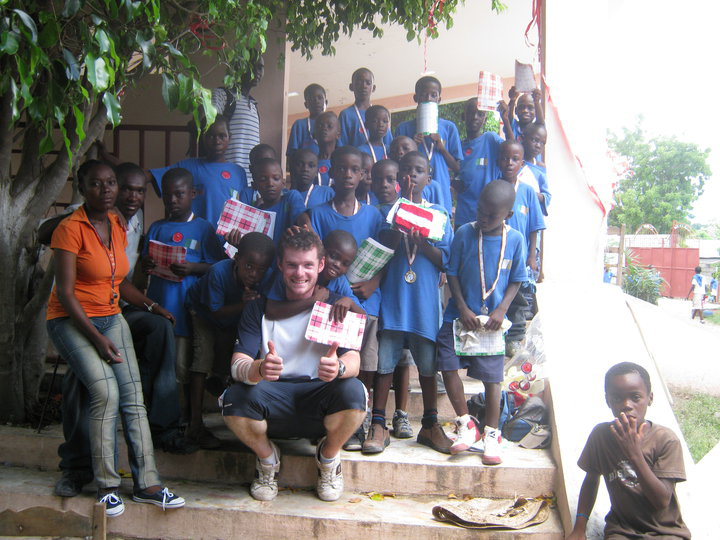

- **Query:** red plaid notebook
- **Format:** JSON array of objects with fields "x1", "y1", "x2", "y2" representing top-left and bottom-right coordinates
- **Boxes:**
[
  {"x1": 477, "y1": 71, "x2": 503, "y2": 112},
  {"x1": 215, "y1": 199, "x2": 276, "y2": 239},
  {"x1": 305, "y1": 302, "x2": 366, "y2": 351},
  {"x1": 148, "y1": 240, "x2": 187, "y2": 283}
]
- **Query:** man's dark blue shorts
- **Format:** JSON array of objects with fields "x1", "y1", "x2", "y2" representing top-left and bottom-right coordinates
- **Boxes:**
[{"x1": 220, "y1": 378, "x2": 367, "y2": 439}]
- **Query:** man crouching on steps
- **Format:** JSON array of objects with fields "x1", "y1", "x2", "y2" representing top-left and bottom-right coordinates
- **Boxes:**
[{"x1": 221, "y1": 229, "x2": 366, "y2": 502}]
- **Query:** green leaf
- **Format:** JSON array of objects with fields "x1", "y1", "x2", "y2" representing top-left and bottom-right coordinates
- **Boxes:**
[
  {"x1": 39, "y1": 119, "x2": 55, "y2": 156},
  {"x1": 0, "y1": 31, "x2": 20, "y2": 54},
  {"x1": 61, "y1": 0, "x2": 82, "y2": 18},
  {"x1": 12, "y1": 9, "x2": 38, "y2": 43},
  {"x1": 94, "y1": 57, "x2": 111, "y2": 91},
  {"x1": 8, "y1": 78, "x2": 19, "y2": 121},
  {"x1": 199, "y1": 87, "x2": 216, "y2": 125},
  {"x1": 72, "y1": 105, "x2": 85, "y2": 141},
  {"x1": 63, "y1": 48, "x2": 80, "y2": 80},
  {"x1": 54, "y1": 106, "x2": 72, "y2": 160},
  {"x1": 161, "y1": 73, "x2": 179, "y2": 109},
  {"x1": 95, "y1": 29, "x2": 110, "y2": 54},
  {"x1": 84, "y1": 51, "x2": 98, "y2": 89},
  {"x1": 38, "y1": 21, "x2": 59, "y2": 48},
  {"x1": 102, "y1": 91, "x2": 121, "y2": 126}
]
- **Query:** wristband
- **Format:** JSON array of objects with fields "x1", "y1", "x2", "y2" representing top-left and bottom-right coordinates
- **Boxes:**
[{"x1": 576, "y1": 512, "x2": 589, "y2": 520}]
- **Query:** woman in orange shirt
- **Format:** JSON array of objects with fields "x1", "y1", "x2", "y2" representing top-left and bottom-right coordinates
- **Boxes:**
[{"x1": 47, "y1": 160, "x2": 185, "y2": 517}]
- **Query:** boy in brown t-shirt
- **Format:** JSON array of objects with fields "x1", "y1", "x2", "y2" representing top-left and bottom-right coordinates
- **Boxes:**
[{"x1": 567, "y1": 362, "x2": 690, "y2": 540}]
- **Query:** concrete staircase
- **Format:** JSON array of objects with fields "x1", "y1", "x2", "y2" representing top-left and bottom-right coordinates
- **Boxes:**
[{"x1": 0, "y1": 379, "x2": 563, "y2": 539}]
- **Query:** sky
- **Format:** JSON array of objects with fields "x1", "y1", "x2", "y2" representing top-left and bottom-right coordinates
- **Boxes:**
[{"x1": 606, "y1": 0, "x2": 720, "y2": 224}]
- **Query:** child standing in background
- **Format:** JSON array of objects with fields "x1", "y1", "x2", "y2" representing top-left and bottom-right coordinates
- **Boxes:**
[
  {"x1": 518, "y1": 123, "x2": 550, "y2": 215},
  {"x1": 289, "y1": 148, "x2": 334, "y2": 211},
  {"x1": 508, "y1": 87, "x2": 545, "y2": 139},
  {"x1": 357, "y1": 105, "x2": 391, "y2": 163},
  {"x1": 389, "y1": 135, "x2": 442, "y2": 207},
  {"x1": 313, "y1": 111, "x2": 341, "y2": 187},
  {"x1": 395, "y1": 76, "x2": 463, "y2": 215},
  {"x1": 286, "y1": 84, "x2": 327, "y2": 157},
  {"x1": 142, "y1": 168, "x2": 225, "y2": 448},
  {"x1": 357, "y1": 152, "x2": 379, "y2": 206},
  {"x1": 687, "y1": 266, "x2": 706, "y2": 322},
  {"x1": 339, "y1": 68, "x2": 393, "y2": 149}
]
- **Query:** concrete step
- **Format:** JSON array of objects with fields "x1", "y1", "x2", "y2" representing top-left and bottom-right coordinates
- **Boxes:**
[
  {"x1": 0, "y1": 420, "x2": 556, "y2": 499},
  {"x1": 0, "y1": 465, "x2": 564, "y2": 539}
]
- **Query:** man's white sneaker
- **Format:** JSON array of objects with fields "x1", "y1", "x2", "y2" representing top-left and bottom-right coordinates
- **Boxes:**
[
  {"x1": 315, "y1": 436, "x2": 343, "y2": 502},
  {"x1": 450, "y1": 414, "x2": 482, "y2": 454},
  {"x1": 482, "y1": 426, "x2": 503, "y2": 465},
  {"x1": 250, "y1": 442, "x2": 281, "y2": 501}
]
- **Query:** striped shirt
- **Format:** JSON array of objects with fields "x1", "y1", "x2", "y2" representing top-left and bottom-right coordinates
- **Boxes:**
[{"x1": 211, "y1": 88, "x2": 260, "y2": 186}]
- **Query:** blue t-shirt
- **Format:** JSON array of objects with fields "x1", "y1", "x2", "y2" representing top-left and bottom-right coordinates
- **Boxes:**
[
  {"x1": 339, "y1": 105, "x2": 393, "y2": 148},
  {"x1": 144, "y1": 218, "x2": 224, "y2": 336},
  {"x1": 357, "y1": 142, "x2": 389, "y2": 163},
  {"x1": 287, "y1": 117, "x2": 317, "y2": 157},
  {"x1": 317, "y1": 158, "x2": 332, "y2": 187},
  {"x1": 293, "y1": 184, "x2": 335, "y2": 211},
  {"x1": 520, "y1": 162, "x2": 551, "y2": 216},
  {"x1": 395, "y1": 117, "x2": 463, "y2": 215},
  {"x1": 255, "y1": 190, "x2": 306, "y2": 248},
  {"x1": 379, "y1": 204, "x2": 453, "y2": 342},
  {"x1": 506, "y1": 181, "x2": 546, "y2": 254},
  {"x1": 184, "y1": 259, "x2": 273, "y2": 329},
  {"x1": 422, "y1": 180, "x2": 443, "y2": 208},
  {"x1": 357, "y1": 191, "x2": 379, "y2": 207},
  {"x1": 150, "y1": 159, "x2": 253, "y2": 229},
  {"x1": 375, "y1": 201, "x2": 396, "y2": 220},
  {"x1": 456, "y1": 132, "x2": 504, "y2": 229},
  {"x1": 308, "y1": 201, "x2": 384, "y2": 317},
  {"x1": 444, "y1": 223, "x2": 527, "y2": 322}
]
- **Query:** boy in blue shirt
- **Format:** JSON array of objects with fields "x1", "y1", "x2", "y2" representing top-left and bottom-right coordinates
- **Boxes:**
[
  {"x1": 184, "y1": 232, "x2": 275, "y2": 431},
  {"x1": 313, "y1": 111, "x2": 341, "y2": 186},
  {"x1": 298, "y1": 146, "x2": 385, "y2": 441},
  {"x1": 454, "y1": 98, "x2": 513, "y2": 229},
  {"x1": 372, "y1": 159, "x2": 399, "y2": 219},
  {"x1": 148, "y1": 117, "x2": 254, "y2": 232},
  {"x1": 395, "y1": 76, "x2": 463, "y2": 215},
  {"x1": 142, "y1": 168, "x2": 225, "y2": 448},
  {"x1": 518, "y1": 123, "x2": 550, "y2": 215},
  {"x1": 286, "y1": 83, "x2": 327, "y2": 158},
  {"x1": 252, "y1": 157, "x2": 305, "y2": 248},
  {"x1": 362, "y1": 151, "x2": 454, "y2": 455},
  {"x1": 497, "y1": 140, "x2": 545, "y2": 351},
  {"x1": 356, "y1": 152, "x2": 379, "y2": 206},
  {"x1": 438, "y1": 180, "x2": 527, "y2": 464},
  {"x1": 357, "y1": 105, "x2": 391, "y2": 163},
  {"x1": 339, "y1": 68, "x2": 393, "y2": 149},
  {"x1": 389, "y1": 136, "x2": 442, "y2": 207},
  {"x1": 289, "y1": 148, "x2": 334, "y2": 210},
  {"x1": 508, "y1": 87, "x2": 545, "y2": 140}
]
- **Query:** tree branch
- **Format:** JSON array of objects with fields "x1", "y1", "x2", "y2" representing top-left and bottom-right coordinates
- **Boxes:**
[
  {"x1": 11, "y1": 124, "x2": 43, "y2": 198},
  {"x1": 20, "y1": 258, "x2": 55, "y2": 329},
  {"x1": 0, "y1": 90, "x2": 13, "y2": 186}
]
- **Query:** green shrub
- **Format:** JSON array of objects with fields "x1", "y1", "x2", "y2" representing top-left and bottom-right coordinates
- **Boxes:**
[{"x1": 622, "y1": 249, "x2": 665, "y2": 304}]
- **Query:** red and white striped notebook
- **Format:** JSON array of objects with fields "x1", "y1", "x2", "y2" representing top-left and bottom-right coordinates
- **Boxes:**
[{"x1": 386, "y1": 198, "x2": 447, "y2": 242}]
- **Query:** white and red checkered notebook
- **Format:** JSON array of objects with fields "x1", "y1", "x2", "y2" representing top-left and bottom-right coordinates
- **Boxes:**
[
  {"x1": 215, "y1": 199, "x2": 276, "y2": 239},
  {"x1": 148, "y1": 240, "x2": 187, "y2": 283},
  {"x1": 477, "y1": 71, "x2": 503, "y2": 112},
  {"x1": 386, "y1": 198, "x2": 447, "y2": 242},
  {"x1": 304, "y1": 301, "x2": 367, "y2": 351}
]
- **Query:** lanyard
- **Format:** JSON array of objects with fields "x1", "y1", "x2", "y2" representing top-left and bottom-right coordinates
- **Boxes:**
[
  {"x1": 478, "y1": 225, "x2": 508, "y2": 306},
  {"x1": 304, "y1": 184, "x2": 315, "y2": 207},
  {"x1": 367, "y1": 141, "x2": 387, "y2": 164},
  {"x1": 403, "y1": 235, "x2": 417, "y2": 266},
  {"x1": 366, "y1": 193, "x2": 371, "y2": 204},
  {"x1": 422, "y1": 138, "x2": 435, "y2": 162},
  {"x1": 354, "y1": 105, "x2": 372, "y2": 147},
  {"x1": 332, "y1": 199, "x2": 359, "y2": 216},
  {"x1": 87, "y1": 213, "x2": 118, "y2": 305},
  {"x1": 186, "y1": 212, "x2": 194, "y2": 222}
]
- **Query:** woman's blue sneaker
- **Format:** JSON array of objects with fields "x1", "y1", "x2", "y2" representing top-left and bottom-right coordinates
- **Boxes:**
[
  {"x1": 132, "y1": 487, "x2": 185, "y2": 510},
  {"x1": 98, "y1": 490, "x2": 125, "y2": 517}
]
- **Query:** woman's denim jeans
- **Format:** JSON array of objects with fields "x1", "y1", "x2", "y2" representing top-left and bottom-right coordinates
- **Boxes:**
[{"x1": 47, "y1": 314, "x2": 160, "y2": 490}]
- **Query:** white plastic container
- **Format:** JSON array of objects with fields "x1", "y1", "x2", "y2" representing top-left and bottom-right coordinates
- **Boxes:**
[{"x1": 416, "y1": 102, "x2": 438, "y2": 135}]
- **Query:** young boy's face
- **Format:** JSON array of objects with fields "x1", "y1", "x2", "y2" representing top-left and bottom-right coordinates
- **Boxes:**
[
  {"x1": 516, "y1": 94, "x2": 536, "y2": 124},
  {"x1": 366, "y1": 109, "x2": 390, "y2": 140},
  {"x1": 290, "y1": 151, "x2": 318, "y2": 190},
  {"x1": 330, "y1": 153, "x2": 363, "y2": 194},
  {"x1": 521, "y1": 126, "x2": 547, "y2": 161},
  {"x1": 249, "y1": 147, "x2": 276, "y2": 173},
  {"x1": 476, "y1": 195, "x2": 512, "y2": 234},
  {"x1": 234, "y1": 250, "x2": 273, "y2": 290},
  {"x1": 116, "y1": 172, "x2": 147, "y2": 220},
  {"x1": 399, "y1": 155, "x2": 430, "y2": 196},
  {"x1": 360, "y1": 154, "x2": 373, "y2": 190},
  {"x1": 252, "y1": 163, "x2": 284, "y2": 204},
  {"x1": 389, "y1": 137, "x2": 417, "y2": 162},
  {"x1": 204, "y1": 121, "x2": 230, "y2": 160},
  {"x1": 414, "y1": 81, "x2": 441, "y2": 104},
  {"x1": 305, "y1": 87, "x2": 327, "y2": 117},
  {"x1": 162, "y1": 178, "x2": 194, "y2": 220},
  {"x1": 464, "y1": 100, "x2": 487, "y2": 135},
  {"x1": 323, "y1": 240, "x2": 357, "y2": 281},
  {"x1": 498, "y1": 144, "x2": 524, "y2": 181},
  {"x1": 372, "y1": 163, "x2": 399, "y2": 204},
  {"x1": 605, "y1": 372, "x2": 653, "y2": 425},
  {"x1": 350, "y1": 70, "x2": 375, "y2": 102},
  {"x1": 314, "y1": 114, "x2": 340, "y2": 144}
]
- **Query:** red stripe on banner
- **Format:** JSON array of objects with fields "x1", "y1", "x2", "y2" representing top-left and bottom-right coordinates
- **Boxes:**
[
  {"x1": 525, "y1": 0, "x2": 542, "y2": 47},
  {"x1": 542, "y1": 76, "x2": 607, "y2": 216}
]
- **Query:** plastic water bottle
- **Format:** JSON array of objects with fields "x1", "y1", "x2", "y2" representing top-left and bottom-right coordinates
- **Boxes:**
[{"x1": 416, "y1": 102, "x2": 438, "y2": 135}]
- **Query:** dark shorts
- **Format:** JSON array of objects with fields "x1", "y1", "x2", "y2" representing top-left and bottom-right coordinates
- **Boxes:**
[
  {"x1": 436, "y1": 322, "x2": 504, "y2": 383},
  {"x1": 220, "y1": 377, "x2": 367, "y2": 439}
]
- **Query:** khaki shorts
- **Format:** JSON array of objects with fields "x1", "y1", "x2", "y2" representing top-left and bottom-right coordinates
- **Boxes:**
[
  {"x1": 174, "y1": 336, "x2": 192, "y2": 384},
  {"x1": 190, "y1": 311, "x2": 236, "y2": 379},
  {"x1": 360, "y1": 315, "x2": 379, "y2": 371}
]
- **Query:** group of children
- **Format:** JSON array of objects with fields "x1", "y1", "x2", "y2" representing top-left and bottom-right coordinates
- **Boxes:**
[{"x1": 96, "y1": 66, "x2": 690, "y2": 538}]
